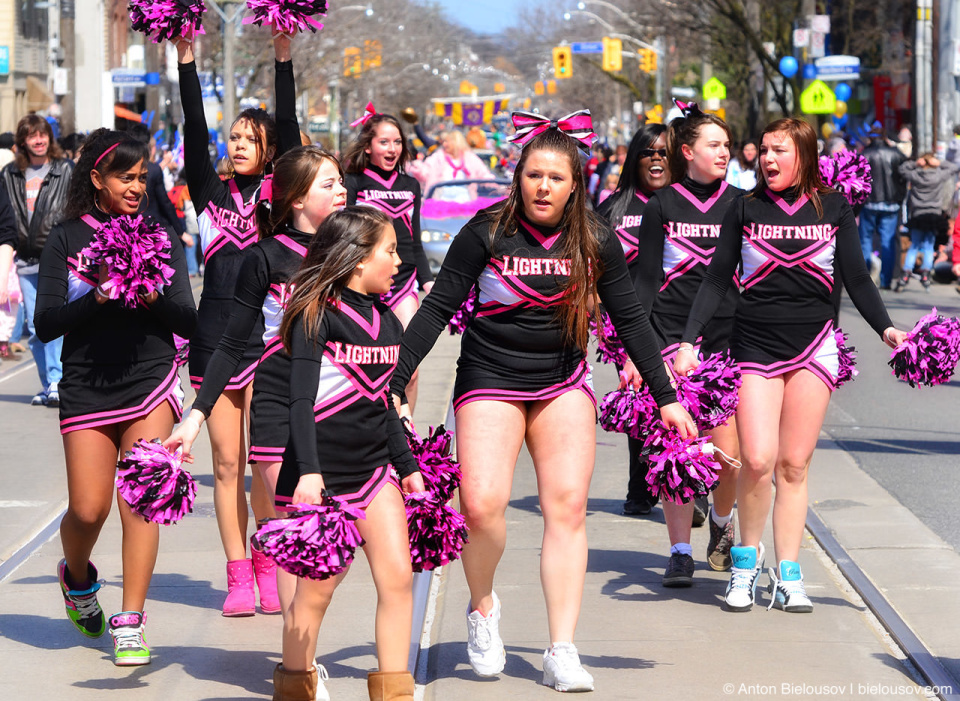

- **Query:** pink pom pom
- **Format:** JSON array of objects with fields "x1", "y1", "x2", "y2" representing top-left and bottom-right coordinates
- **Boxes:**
[
  {"x1": 128, "y1": 0, "x2": 206, "y2": 43},
  {"x1": 598, "y1": 387, "x2": 660, "y2": 440},
  {"x1": 405, "y1": 424, "x2": 461, "y2": 503},
  {"x1": 80, "y1": 214, "x2": 175, "y2": 309},
  {"x1": 252, "y1": 497, "x2": 365, "y2": 580},
  {"x1": 404, "y1": 491, "x2": 469, "y2": 572},
  {"x1": 643, "y1": 428, "x2": 721, "y2": 505},
  {"x1": 448, "y1": 287, "x2": 479, "y2": 335},
  {"x1": 889, "y1": 308, "x2": 960, "y2": 388},
  {"x1": 589, "y1": 309, "x2": 628, "y2": 365},
  {"x1": 818, "y1": 151, "x2": 872, "y2": 207},
  {"x1": 674, "y1": 351, "x2": 741, "y2": 430},
  {"x1": 173, "y1": 334, "x2": 189, "y2": 367},
  {"x1": 835, "y1": 329, "x2": 858, "y2": 387},
  {"x1": 116, "y1": 439, "x2": 197, "y2": 524},
  {"x1": 243, "y1": 0, "x2": 327, "y2": 34}
]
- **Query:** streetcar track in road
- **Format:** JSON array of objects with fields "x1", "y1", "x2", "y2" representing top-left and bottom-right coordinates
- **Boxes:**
[{"x1": 0, "y1": 501, "x2": 67, "y2": 583}]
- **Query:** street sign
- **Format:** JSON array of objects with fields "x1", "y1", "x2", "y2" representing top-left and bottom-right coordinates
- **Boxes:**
[
  {"x1": 815, "y1": 55, "x2": 861, "y2": 80},
  {"x1": 111, "y1": 68, "x2": 146, "y2": 87},
  {"x1": 702, "y1": 77, "x2": 727, "y2": 100},
  {"x1": 792, "y1": 29, "x2": 809, "y2": 48},
  {"x1": 799, "y1": 79, "x2": 836, "y2": 114},
  {"x1": 571, "y1": 41, "x2": 603, "y2": 54}
]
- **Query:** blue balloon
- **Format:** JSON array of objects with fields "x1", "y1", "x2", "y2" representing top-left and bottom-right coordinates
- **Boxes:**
[
  {"x1": 802, "y1": 63, "x2": 817, "y2": 79},
  {"x1": 779, "y1": 56, "x2": 798, "y2": 78},
  {"x1": 835, "y1": 82, "x2": 852, "y2": 101}
]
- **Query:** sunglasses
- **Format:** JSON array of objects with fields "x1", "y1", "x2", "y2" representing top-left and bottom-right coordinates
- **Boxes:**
[{"x1": 640, "y1": 148, "x2": 667, "y2": 158}]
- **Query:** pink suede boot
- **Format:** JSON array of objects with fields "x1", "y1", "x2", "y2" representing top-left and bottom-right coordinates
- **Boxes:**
[
  {"x1": 251, "y1": 545, "x2": 281, "y2": 614},
  {"x1": 222, "y1": 559, "x2": 255, "y2": 617}
]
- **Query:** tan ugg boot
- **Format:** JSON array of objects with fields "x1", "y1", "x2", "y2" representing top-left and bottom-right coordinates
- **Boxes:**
[
  {"x1": 273, "y1": 663, "x2": 318, "y2": 701},
  {"x1": 367, "y1": 670, "x2": 415, "y2": 701}
]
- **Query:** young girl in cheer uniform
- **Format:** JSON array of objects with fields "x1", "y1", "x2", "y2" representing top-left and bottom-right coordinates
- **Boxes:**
[
  {"x1": 390, "y1": 112, "x2": 695, "y2": 693},
  {"x1": 271, "y1": 207, "x2": 424, "y2": 701},
  {"x1": 634, "y1": 104, "x2": 743, "y2": 587},
  {"x1": 174, "y1": 33, "x2": 301, "y2": 616},
  {"x1": 164, "y1": 146, "x2": 346, "y2": 617},
  {"x1": 674, "y1": 118, "x2": 907, "y2": 612},
  {"x1": 344, "y1": 108, "x2": 433, "y2": 411},
  {"x1": 36, "y1": 129, "x2": 197, "y2": 665},
  {"x1": 596, "y1": 123, "x2": 669, "y2": 518}
]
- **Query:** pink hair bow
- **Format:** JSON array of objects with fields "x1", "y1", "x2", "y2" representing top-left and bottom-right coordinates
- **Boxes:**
[
  {"x1": 508, "y1": 109, "x2": 596, "y2": 151},
  {"x1": 258, "y1": 173, "x2": 273, "y2": 205},
  {"x1": 673, "y1": 99, "x2": 704, "y2": 119},
  {"x1": 350, "y1": 102, "x2": 377, "y2": 129}
]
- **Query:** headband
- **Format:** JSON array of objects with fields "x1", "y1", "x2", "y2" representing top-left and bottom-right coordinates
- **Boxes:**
[
  {"x1": 350, "y1": 102, "x2": 377, "y2": 129},
  {"x1": 508, "y1": 110, "x2": 596, "y2": 151},
  {"x1": 94, "y1": 142, "x2": 120, "y2": 168}
]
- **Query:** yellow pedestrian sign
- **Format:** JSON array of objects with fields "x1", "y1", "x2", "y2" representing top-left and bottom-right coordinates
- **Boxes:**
[
  {"x1": 702, "y1": 77, "x2": 726, "y2": 100},
  {"x1": 799, "y1": 80, "x2": 836, "y2": 115}
]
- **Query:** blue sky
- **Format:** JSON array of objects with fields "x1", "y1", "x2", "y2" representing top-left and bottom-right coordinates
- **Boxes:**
[{"x1": 434, "y1": 0, "x2": 525, "y2": 34}]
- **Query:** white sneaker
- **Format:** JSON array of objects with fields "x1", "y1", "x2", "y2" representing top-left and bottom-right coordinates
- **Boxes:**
[
  {"x1": 542, "y1": 642, "x2": 595, "y2": 692},
  {"x1": 724, "y1": 542, "x2": 765, "y2": 612},
  {"x1": 313, "y1": 662, "x2": 331, "y2": 700},
  {"x1": 465, "y1": 592, "x2": 505, "y2": 676},
  {"x1": 767, "y1": 560, "x2": 813, "y2": 613}
]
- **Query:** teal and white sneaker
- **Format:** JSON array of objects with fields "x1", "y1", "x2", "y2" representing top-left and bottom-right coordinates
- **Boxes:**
[
  {"x1": 109, "y1": 611, "x2": 151, "y2": 666},
  {"x1": 57, "y1": 559, "x2": 105, "y2": 638},
  {"x1": 723, "y1": 542, "x2": 765, "y2": 612},
  {"x1": 767, "y1": 560, "x2": 813, "y2": 613}
]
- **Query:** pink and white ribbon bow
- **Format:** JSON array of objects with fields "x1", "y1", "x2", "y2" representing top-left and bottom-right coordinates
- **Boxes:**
[
  {"x1": 673, "y1": 99, "x2": 704, "y2": 119},
  {"x1": 258, "y1": 173, "x2": 273, "y2": 204},
  {"x1": 350, "y1": 102, "x2": 377, "y2": 129},
  {"x1": 507, "y1": 109, "x2": 596, "y2": 150}
]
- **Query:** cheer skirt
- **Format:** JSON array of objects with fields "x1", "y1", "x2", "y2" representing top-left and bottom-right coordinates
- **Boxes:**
[
  {"x1": 732, "y1": 318, "x2": 840, "y2": 390},
  {"x1": 452, "y1": 357, "x2": 595, "y2": 413},
  {"x1": 188, "y1": 298, "x2": 264, "y2": 390},
  {"x1": 275, "y1": 463, "x2": 399, "y2": 514},
  {"x1": 651, "y1": 312, "x2": 733, "y2": 366},
  {"x1": 380, "y1": 268, "x2": 419, "y2": 310}
]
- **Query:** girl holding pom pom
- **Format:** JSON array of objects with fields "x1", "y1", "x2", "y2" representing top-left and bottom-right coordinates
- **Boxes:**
[
  {"x1": 272, "y1": 206, "x2": 424, "y2": 700},
  {"x1": 35, "y1": 129, "x2": 197, "y2": 665},
  {"x1": 164, "y1": 145, "x2": 346, "y2": 617},
  {"x1": 674, "y1": 118, "x2": 908, "y2": 613},
  {"x1": 344, "y1": 108, "x2": 434, "y2": 412},
  {"x1": 174, "y1": 32, "x2": 302, "y2": 617}
]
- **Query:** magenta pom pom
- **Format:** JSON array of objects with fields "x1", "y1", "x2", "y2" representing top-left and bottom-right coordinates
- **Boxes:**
[
  {"x1": 675, "y1": 351, "x2": 741, "y2": 430},
  {"x1": 889, "y1": 308, "x2": 960, "y2": 388},
  {"x1": 404, "y1": 491, "x2": 469, "y2": 572},
  {"x1": 448, "y1": 287, "x2": 479, "y2": 335},
  {"x1": 818, "y1": 151, "x2": 872, "y2": 208},
  {"x1": 589, "y1": 309, "x2": 627, "y2": 365},
  {"x1": 252, "y1": 497, "x2": 365, "y2": 580},
  {"x1": 242, "y1": 0, "x2": 326, "y2": 34},
  {"x1": 834, "y1": 329, "x2": 858, "y2": 387},
  {"x1": 128, "y1": 0, "x2": 206, "y2": 43},
  {"x1": 116, "y1": 439, "x2": 197, "y2": 524},
  {"x1": 598, "y1": 387, "x2": 660, "y2": 440},
  {"x1": 173, "y1": 334, "x2": 189, "y2": 367},
  {"x1": 405, "y1": 424, "x2": 461, "y2": 503},
  {"x1": 642, "y1": 429, "x2": 721, "y2": 505},
  {"x1": 80, "y1": 214, "x2": 175, "y2": 309}
]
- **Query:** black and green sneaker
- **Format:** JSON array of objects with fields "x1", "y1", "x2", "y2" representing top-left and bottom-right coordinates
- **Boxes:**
[
  {"x1": 57, "y1": 559, "x2": 105, "y2": 638},
  {"x1": 109, "y1": 611, "x2": 151, "y2": 666}
]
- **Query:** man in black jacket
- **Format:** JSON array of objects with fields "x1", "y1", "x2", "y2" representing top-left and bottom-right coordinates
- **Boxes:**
[
  {"x1": 858, "y1": 124, "x2": 907, "y2": 289},
  {"x1": 0, "y1": 114, "x2": 72, "y2": 406}
]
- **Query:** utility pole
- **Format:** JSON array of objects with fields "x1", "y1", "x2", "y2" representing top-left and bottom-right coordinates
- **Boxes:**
[
  {"x1": 60, "y1": 0, "x2": 75, "y2": 133},
  {"x1": 221, "y1": 1, "x2": 237, "y2": 138},
  {"x1": 916, "y1": 0, "x2": 934, "y2": 152}
]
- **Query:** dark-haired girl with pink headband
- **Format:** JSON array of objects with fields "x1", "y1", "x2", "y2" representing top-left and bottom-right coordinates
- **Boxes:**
[
  {"x1": 390, "y1": 110, "x2": 695, "y2": 693},
  {"x1": 344, "y1": 104, "x2": 434, "y2": 412}
]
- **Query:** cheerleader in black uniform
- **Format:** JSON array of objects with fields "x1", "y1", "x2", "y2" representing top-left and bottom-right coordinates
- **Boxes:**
[
  {"x1": 173, "y1": 33, "x2": 301, "y2": 616},
  {"x1": 390, "y1": 113, "x2": 695, "y2": 692},
  {"x1": 674, "y1": 119, "x2": 907, "y2": 612},
  {"x1": 271, "y1": 207, "x2": 424, "y2": 701},
  {"x1": 165, "y1": 146, "x2": 346, "y2": 617},
  {"x1": 36, "y1": 130, "x2": 197, "y2": 665},
  {"x1": 344, "y1": 109, "x2": 433, "y2": 411},
  {"x1": 596, "y1": 123, "x2": 669, "y2": 518},
  {"x1": 633, "y1": 105, "x2": 744, "y2": 587}
]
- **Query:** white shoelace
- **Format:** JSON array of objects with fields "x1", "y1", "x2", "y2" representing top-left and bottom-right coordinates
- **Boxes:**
[
  {"x1": 313, "y1": 662, "x2": 330, "y2": 682},
  {"x1": 767, "y1": 576, "x2": 809, "y2": 610},
  {"x1": 112, "y1": 624, "x2": 145, "y2": 650},
  {"x1": 72, "y1": 593, "x2": 102, "y2": 620},
  {"x1": 469, "y1": 614, "x2": 493, "y2": 649}
]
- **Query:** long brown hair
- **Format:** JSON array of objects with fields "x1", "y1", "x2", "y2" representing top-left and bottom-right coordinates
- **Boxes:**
[
  {"x1": 755, "y1": 118, "x2": 831, "y2": 218},
  {"x1": 280, "y1": 206, "x2": 392, "y2": 352},
  {"x1": 256, "y1": 145, "x2": 342, "y2": 240},
  {"x1": 14, "y1": 114, "x2": 64, "y2": 170},
  {"x1": 221, "y1": 107, "x2": 278, "y2": 177},
  {"x1": 343, "y1": 113, "x2": 410, "y2": 174},
  {"x1": 666, "y1": 111, "x2": 732, "y2": 183},
  {"x1": 489, "y1": 127, "x2": 601, "y2": 352}
]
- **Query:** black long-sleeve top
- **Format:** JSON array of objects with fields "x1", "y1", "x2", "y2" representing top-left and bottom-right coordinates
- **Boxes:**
[
  {"x1": 286, "y1": 288, "x2": 417, "y2": 481},
  {"x1": 634, "y1": 177, "x2": 742, "y2": 319},
  {"x1": 192, "y1": 226, "x2": 311, "y2": 416},
  {"x1": 34, "y1": 209, "x2": 197, "y2": 363},
  {"x1": 390, "y1": 208, "x2": 678, "y2": 408},
  {"x1": 0, "y1": 181, "x2": 16, "y2": 249},
  {"x1": 596, "y1": 190, "x2": 649, "y2": 269},
  {"x1": 345, "y1": 164, "x2": 433, "y2": 287},
  {"x1": 683, "y1": 187, "x2": 893, "y2": 343}
]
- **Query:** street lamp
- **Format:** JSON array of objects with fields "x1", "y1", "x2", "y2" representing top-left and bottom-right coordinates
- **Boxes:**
[{"x1": 576, "y1": 0, "x2": 648, "y2": 35}]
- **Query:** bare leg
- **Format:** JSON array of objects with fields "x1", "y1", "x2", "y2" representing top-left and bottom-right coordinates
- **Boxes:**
[
  {"x1": 256, "y1": 460, "x2": 295, "y2": 617},
  {"x1": 282, "y1": 571, "x2": 345, "y2": 672},
  {"x1": 707, "y1": 419, "x2": 739, "y2": 518},
  {"x1": 208, "y1": 386, "x2": 251, "y2": 561}
]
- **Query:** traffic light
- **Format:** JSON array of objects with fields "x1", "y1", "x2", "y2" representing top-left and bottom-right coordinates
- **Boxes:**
[
  {"x1": 602, "y1": 37, "x2": 622, "y2": 72},
  {"x1": 343, "y1": 47, "x2": 362, "y2": 76},
  {"x1": 553, "y1": 46, "x2": 572, "y2": 79},
  {"x1": 639, "y1": 48, "x2": 657, "y2": 73}
]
